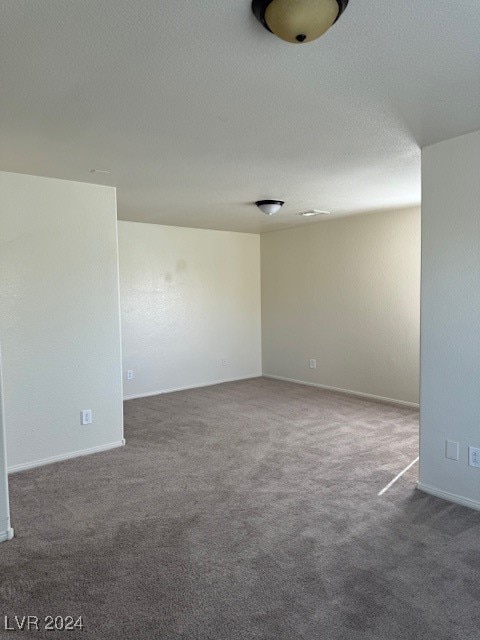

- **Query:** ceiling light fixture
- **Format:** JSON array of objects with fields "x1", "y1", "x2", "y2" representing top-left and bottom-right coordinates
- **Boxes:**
[
  {"x1": 297, "y1": 209, "x2": 331, "y2": 217},
  {"x1": 255, "y1": 200, "x2": 284, "y2": 215},
  {"x1": 252, "y1": 0, "x2": 349, "y2": 44}
]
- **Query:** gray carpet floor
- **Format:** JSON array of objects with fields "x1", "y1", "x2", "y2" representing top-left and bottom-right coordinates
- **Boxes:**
[{"x1": 1, "y1": 377, "x2": 480, "y2": 639}]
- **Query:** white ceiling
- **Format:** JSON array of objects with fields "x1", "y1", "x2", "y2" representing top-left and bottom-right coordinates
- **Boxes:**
[{"x1": 1, "y1": 1, "x2": 479, "y2": 233}]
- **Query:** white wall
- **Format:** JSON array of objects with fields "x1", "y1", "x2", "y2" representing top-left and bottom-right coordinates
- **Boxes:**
[
  {"x1": 261, "y1": 207, "x2": 421, "y2": 405},
  {"x1": 118, "y1": 222, "x2": 262, "y2": 398},
  {"x1": 0, "y1": 343, "x2": 13, "y2": 542},
  {"x1": 0, "y1": 172, "x2": 124, "y2": 472},
  {"x1": 419, "y1": 130, "x2": 480, "y2": 509}
]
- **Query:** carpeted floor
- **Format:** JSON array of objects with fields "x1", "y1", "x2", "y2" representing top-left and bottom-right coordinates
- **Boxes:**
[{"x1": 1, "y1": 377, "x2": 479, "y2": 639}]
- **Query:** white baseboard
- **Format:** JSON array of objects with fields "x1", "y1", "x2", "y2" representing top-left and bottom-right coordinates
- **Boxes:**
[
  {"x1": 8, "y1": 440, "x2": 126, "y2": 475},
  {"x1": 416, "y1": 482, "x2": 480, "y2": 512},
  {"x1": 263, "y1": 374, "x2": 419, "y2": 409},
  {"x1": 0, "y1": 528, "x2": 14, "y2": 543},
  {"x1": 123, "y1": 374, "x2": 262, "y2": 401}
]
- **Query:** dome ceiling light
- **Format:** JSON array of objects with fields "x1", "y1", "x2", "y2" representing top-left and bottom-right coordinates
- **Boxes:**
[
  {"x1": 252, "y1": 0, "x2": 349, "y2": 44},
  {"x1": 255, "y1": 200, "x2": 285, "y2": 215}
]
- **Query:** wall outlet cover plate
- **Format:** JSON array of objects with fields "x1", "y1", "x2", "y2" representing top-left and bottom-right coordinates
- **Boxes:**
[
  {"x1": 468, "y1": 446, "x2": 480, "y2": 468},
  {"x1": 81, "y1": 409, "x2": 92, "y2": 425}
]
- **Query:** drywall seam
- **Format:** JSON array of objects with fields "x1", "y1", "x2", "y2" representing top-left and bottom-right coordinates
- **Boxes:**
[
  {"x1": 8, "y1": 440, "x2": 125, "y2": 475},
  {"x1": 263, "y1": 374, "x2": 419, "y2": 409},
  {"x1": 124, "y1": 374, "x2": 262, "y2": 401},
  {"x1": 417, "y1": 482, "x2": 480, "y2": 512}
]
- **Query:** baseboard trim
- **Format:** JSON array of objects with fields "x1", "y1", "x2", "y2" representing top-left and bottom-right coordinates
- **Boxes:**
[
  {"x1": 0, "y1": 528, "x2": 14, "y2": 543},
  {"x1": 123, "y1": 374, "x2": 262, "y2": 401},
  {"x1": 263, "y1": 374, "x2": 419, "y2": 409},
  {"x1": 416, "y1": 482, "x2": 480, "y2": 512},
  {"x1": 8, "y1": 440, "x2": 126, "y2": 475}
]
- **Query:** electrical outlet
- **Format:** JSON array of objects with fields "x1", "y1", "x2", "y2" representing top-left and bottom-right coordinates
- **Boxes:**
[
  {"x1": 309, "y1": 359, "x2": 317, "y2": 369},
  {"x1": 127, "y1": 369, "x2": 134, "y2": 380},
  {"x1": 221, "y1": 359, "x2": 227, "y2": 367},
  {"x1": 468, "y1": 447, "x2": 480, "y2": 468},
  {"x1": 81, "y1": 409, "x2": 92, "y2": 425}
]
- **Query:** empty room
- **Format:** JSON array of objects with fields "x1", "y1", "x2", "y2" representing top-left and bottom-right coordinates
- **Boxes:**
[{"x1": 1, "y1": 2, "x2": 479, "y2": 639}]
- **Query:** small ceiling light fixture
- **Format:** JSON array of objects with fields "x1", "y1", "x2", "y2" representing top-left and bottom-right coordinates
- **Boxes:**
[
  {"x1": 252, "y1": 0, "x2": 349, "y2": 44},
  {"x1": 297, "y1": 209, "x2": 331, "y2": 217},
  {"x1": 90, "y1": 169, "x2": 111, "y2": 174},
  {"x1": 255, "y1": 199, "x2": 285, "y2": 215}
]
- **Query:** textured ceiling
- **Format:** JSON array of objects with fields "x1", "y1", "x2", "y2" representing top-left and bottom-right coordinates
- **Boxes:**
[{"x1": 1, "y1": 1, "x2": 479, "y2": 233}]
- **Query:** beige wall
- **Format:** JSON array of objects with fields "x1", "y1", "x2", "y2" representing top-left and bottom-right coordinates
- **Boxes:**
[
  {"x1": 419, "y1": 130, "x2": 480, "y2": 508},
  {"x1": 0, "y1": 172, "x2": 124, "y2": 471},
  {"x1": 118, "y1": 222, "x2": 262, "y2": 398},
  {"x1": 261, "y1": 207, "x2": 421, "y2": 405}
]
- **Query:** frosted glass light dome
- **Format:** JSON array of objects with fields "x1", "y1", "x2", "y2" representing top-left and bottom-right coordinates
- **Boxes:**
[{"x1": 252, "y1": 0, "x2": 349, "y2": 44}]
